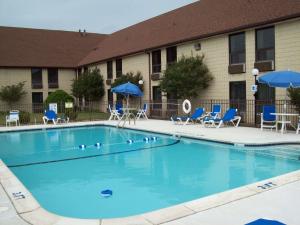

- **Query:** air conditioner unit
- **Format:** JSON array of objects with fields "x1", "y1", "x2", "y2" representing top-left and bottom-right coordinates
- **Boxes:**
[
  {"x1": 228, "y1": 63, "x2": 246, "y2": 74},
  {"x1": 254, "y1": 60, "x2": 274, "y2": 72}
]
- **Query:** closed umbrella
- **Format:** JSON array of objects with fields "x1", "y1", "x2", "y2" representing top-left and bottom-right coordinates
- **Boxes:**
[{"x1": 258, "y1": 70, "x2": 300, "y2": 111}]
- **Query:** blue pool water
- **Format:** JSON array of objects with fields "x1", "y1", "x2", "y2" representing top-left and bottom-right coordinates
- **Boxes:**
[{"x1": 0, "y1": 126, "x2": 300, "y2": 219}]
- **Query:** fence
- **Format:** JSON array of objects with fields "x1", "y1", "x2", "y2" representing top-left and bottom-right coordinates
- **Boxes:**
[{"x1": 0, "y1": 99, "x2": 299, "y2": 127}]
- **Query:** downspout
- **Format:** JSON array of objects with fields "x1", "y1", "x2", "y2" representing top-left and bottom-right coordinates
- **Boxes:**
[{"x1": 147, "y1": 52, "x2": 151, "y2": 101}]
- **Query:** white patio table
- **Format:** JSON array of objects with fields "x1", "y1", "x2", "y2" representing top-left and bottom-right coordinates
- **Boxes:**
[{"x1": 270, "y1": 113, "x2": 299, "y2": 134}]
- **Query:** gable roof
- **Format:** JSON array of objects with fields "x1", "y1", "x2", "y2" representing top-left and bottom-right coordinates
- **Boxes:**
[
  {"x1": 0, "y1": 27, "x2": 107, "y2": 68},
  {"x1": 79, "y1": 0, "x2": 300, "y2": 66}
]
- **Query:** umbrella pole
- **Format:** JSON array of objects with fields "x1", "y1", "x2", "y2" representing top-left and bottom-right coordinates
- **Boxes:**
[{"x1": 284, "y1": 89, "x2": 287, "y2": 113}]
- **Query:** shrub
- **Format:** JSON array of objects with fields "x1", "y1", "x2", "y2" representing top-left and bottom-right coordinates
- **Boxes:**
[
  {"x1": 19, "y1": 111, "x2": 30, "y2": 124},
  {"x1": 65, "y1": 109, "x2": 78, "y2": 121},
  {"x1": 0, "y1": 82, "x2": 27, "y2": 107},
  {"x1": 45, "y1": 90, "x2": 74, "y2": 112}
]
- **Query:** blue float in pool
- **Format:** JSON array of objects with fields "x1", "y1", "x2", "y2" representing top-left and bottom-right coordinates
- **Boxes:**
[
  {"x1": 151, "y1": 137, "x2": 157, "y2": 141},
  {"x1": 79, "y1": 144, "x2": 86, "y2": 150},
  {"x1": 127, "y1": 139, "x2": 134, "y2": 144},
  {"x1": 94, "y1": 143, "x2": 102, "y2": 148},
  {"x1": 143, "y1": 137, "x2": 150, "y2": 142},
  {"x1": 101, "y1": 189, "x2": 113, "y2": 197}
]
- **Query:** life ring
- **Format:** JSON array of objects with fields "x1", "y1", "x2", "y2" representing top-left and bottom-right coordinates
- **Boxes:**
[{"x1": 182, "y1": 99, "x2": 191, "y2": 114}]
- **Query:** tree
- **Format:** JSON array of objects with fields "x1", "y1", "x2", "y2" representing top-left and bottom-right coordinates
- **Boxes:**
[
  {"x1": 71, "y1": 68, "x2": 105, "y2": 102},
  {"x1": 160, "y1": 55, "x2": 213, "y2": 99},
  {"x1": 288, "y1": 88, "x2": 300, "y2": 112},
  {"x1": 0, "y1": 81, "x2": 27, "y2": 107},
  {"x1": 111, "y1": 71, "x2": 144, "y2": 91}
]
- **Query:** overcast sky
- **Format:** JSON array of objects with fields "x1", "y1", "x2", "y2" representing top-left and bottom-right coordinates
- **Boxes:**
[{"x1": 0, "y1": 0, "x2": 197, "y2": 34}]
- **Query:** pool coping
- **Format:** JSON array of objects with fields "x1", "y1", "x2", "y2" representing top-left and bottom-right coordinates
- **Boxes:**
[{"x1": 1, "y1": 121, "x2": 300, "y2": 225}]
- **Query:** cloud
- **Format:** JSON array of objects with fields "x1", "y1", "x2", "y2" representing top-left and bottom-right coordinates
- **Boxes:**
[{"x1": 0, "y1": 0, "x2": 197, "y2": 33}]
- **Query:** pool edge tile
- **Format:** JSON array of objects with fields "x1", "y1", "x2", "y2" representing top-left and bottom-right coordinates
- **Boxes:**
[
  {"x1": 184, "y1": 186, "x2": 257, "y2": 212},
  {"x1": 141, "y1": 204, "x2": 194, "y2": 225},
  {"x1": 101, "y1": 215, "x2": 153, "y2": 225}
]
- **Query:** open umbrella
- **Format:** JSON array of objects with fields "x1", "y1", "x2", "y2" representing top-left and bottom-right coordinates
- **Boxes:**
[
  {"x1": 258, "y1": 70, "x2": 300, "y2": 111},
  {"x1": 111, "y1": 82, "x2": 143, "y2": 108},
  {"x1": 258, "y1": 70, "x2": 300, "y2": 88}
]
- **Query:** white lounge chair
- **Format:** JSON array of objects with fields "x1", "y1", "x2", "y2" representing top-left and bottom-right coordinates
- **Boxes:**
[
  {"x1": 296, "y1": 117, "x2": 300, "y2": 134},
  {"x1": 108, "y1": 104, "x2": 121, "y2": 120},
  {"x1": 136, "y1": 103, "x2": 148, "y2": 120},
  {"x1": 6, "y1": 110, "x2": 20, "y2": 126}
]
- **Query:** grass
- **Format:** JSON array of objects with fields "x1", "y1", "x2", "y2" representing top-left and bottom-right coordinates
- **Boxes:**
[{"x1": 0, "y1": 111, "x2": 110, "y2": 126}]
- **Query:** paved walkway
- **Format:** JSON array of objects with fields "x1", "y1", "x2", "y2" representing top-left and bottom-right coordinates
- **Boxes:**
[{"x1": 0, "y1": 120, "x2": 300, "y2": 225}]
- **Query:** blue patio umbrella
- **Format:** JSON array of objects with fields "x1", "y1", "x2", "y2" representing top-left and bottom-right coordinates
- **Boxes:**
[
  {"x1": 258, "y1": 70, "x2": 300, "y2": 111},
  {"x1": 111, "y1": 82, "x2": 143, "y2": 107},
  {"x1": 258, "y1": 70, "x2": 300, "y2": 88}
]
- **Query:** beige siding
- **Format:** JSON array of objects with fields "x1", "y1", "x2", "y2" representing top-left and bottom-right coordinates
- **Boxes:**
[
  {"x1": 275, "y1": 19, "x2": 300, "y2": 99},
  {"x1": 0, "y1": 68, "x2": 32, "y2": 106},
  {"x1": 0, "y1": 68, "x2": 76, "y2": 109}
]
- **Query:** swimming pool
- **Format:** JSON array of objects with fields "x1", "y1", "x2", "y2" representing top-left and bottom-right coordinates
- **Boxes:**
[{"x1": 0, "y1": 125, "x2": 300, "y2": 219}]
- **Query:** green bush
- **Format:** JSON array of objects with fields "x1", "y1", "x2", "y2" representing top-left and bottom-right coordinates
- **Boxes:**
[
  {"x1": 45, "y1": 90, "x2": 74, "y2": 112},
  {"x1": 19, "y1": 111, "x2": 30, "y2": 124}
]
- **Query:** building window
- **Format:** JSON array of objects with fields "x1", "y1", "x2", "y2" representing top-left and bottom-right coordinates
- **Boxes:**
[
  {"x1": 48, "y1": 68, "x2": 58, "y2": 88},
  {"x1": 107, "y1": 61, "x2": 113, "y2": 79},
  {"x1": 116, "y1": 59, "x2": 122, "y2": 77},
  {"x1": 152, "y1": 50, "x2": 161, "y2": 73},
  {"x1": 32, "y1": 92, "x2": 43, "y2": 113},
  {"x1": 83, "y1": 67, "x2": 88, "y2": 73},
  {"x1": 31, "y1": 68, "x2": 43, "y2": 89},
  {"x1": 256, "y1": 27, "x2": 275, "y2": 61},
  {"x1": 166, "y1": 46, "x2": 177, "y2": 66},
  {"x1": 229, "y1": 32, "x2": 245, "y2": 64}
]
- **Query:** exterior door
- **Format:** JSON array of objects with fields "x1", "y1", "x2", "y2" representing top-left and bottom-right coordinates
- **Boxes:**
[
  {"x1": 229, "y1": 81, "x2": 246, "y2": 121},
  {"x1": 151, "y1": 86, "x2": 162, "y2": 117}
]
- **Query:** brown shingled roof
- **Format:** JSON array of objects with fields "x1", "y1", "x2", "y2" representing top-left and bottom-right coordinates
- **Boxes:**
[
  {"x1": 0, "y1": 27, "x2": 107, "y2": 68},
  {"x1": 79, "y1": 0, "x2": 300, "y2": 66}
]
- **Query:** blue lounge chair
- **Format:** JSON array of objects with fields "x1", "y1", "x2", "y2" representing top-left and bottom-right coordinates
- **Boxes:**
[
  {"x1": 116, "y1": 102, "x2": 123, "y2": 115},
  {"x1": 171, "y1": 107, "x2": 205, "y2": 125},
  {"x1": 42, "y1": 110, "x2": 58, "y2": 125},
  {"x1": 203, "y1": 108, "x2": 241, "y2": 128},
  {"x1": 261, "y1": 105, "x2": 277, "y2": 131},
  {"x1": 207, "y1": 104, "x2": 222, "y2": 119}
]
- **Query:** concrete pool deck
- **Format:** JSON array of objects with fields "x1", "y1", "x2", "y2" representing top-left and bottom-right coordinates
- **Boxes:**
[{"x1": 0, "y1": 119, "x2": 300, "y2": 225}]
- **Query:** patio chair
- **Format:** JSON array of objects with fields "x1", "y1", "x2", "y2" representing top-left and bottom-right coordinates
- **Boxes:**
[
  {"x1": 6, "y1": 110, "x2": 20, "y2": 126},
  {"x1": 57, "y1": 113, "x2": 69, "y2": 124},
  {"x1": 108, "y1": 104, "x2": 121, "y2": 120},
  {"x1": 206, "y1": 104, "x2": 222, "y2": 119},
  {"x1": 261, "y1": 105, "x2": 277, "y2": 131},
  {"x1": 203, "y1": 108, "x2": 241, "y2": 128},
  {"x1": 171, "y1": 107, "x2": 205, "y2": 125},
  {"x1": 296, "y1": 116, "x2": 300, "y2": 134},
  {"x1": 42, "y1": 110, "x2": 59, "y2": 125},
  {"x1": 136, "y1": 103, "x2": 148, "y2": 120}
]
